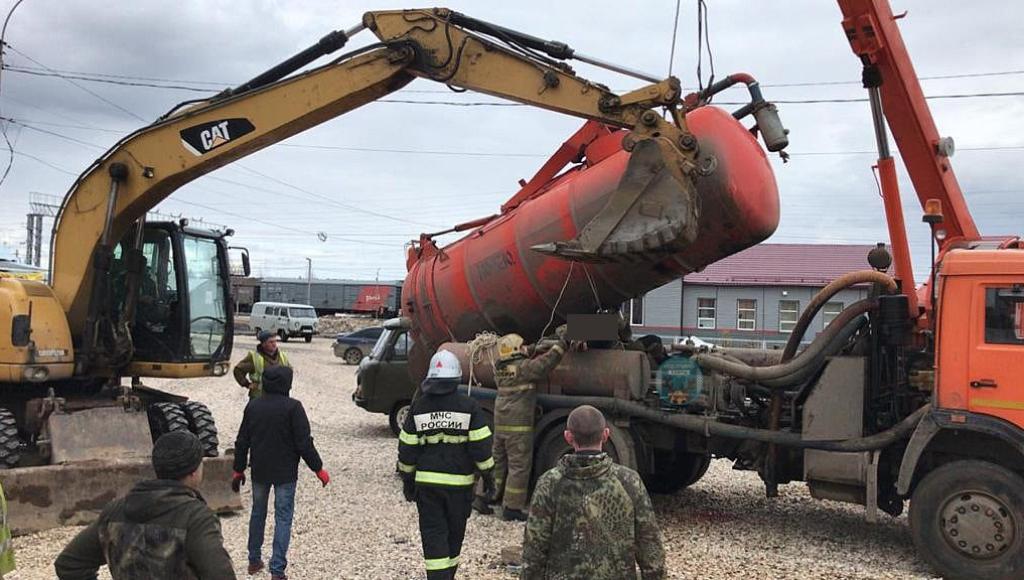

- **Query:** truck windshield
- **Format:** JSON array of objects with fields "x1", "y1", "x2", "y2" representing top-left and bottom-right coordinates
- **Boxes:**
[
  {"x1": 289, "y1": 307, "x2": 316, "y2": 318},
  {"x1": 370, "y1": 328, "x2": 393, "y2": 360},
  {"x1": 183, "y1": 235, "x2": 227, "y2": 358}
]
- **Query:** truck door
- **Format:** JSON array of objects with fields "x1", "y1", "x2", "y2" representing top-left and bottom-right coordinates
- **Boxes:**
[{"x1": 967, "y1": 285, "x2": 1024, "y2": 426}]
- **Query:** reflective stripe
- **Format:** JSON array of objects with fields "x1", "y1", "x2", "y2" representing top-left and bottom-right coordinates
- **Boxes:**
[
  {"x1": 468, "y1": 425, "x2": 492, "y2": 442},
  {"x1": 397, "y1": 462, "x2": 416, "y2": 474},
  {"x1": 420, "y1": 433, "x2": 468, "y2": 445},
  {"x1": 425, "y1": 556, "x2": 458, "y2": 571},
  {"x1": 398, "y1": 429, "x2": 419, "y2": 445},
  {"x1": 495, "y1": 424, "x2": 533, "y2": 433},
  {"x1": 475, "y1": 457, "x2": 495, "y2": 471},
  {"x1": 415, "y1": 471, "x2": 475, "y2": 486},
  {"x1": 504, "y1": 486, "x2": 527, "y2": 495}
]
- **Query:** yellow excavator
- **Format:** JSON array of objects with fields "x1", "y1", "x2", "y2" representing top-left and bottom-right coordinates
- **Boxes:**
[{"x1": 0, "y1": 8, "x2": 787, "y2": 532}]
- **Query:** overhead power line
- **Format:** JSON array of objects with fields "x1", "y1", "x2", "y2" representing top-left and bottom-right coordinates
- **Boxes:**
[{"x1": 3, "y1": 66, "x2": 218, "y2": 93}]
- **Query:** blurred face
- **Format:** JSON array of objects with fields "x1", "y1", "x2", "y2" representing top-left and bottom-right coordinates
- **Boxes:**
[{"x1": 262, "y1": 336, "x2": 279, "y2": 354}]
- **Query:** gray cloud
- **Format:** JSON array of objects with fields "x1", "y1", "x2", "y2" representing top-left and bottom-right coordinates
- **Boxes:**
[{"x1": 1, "y1": 0, "x2": 1022, "y2": 283}]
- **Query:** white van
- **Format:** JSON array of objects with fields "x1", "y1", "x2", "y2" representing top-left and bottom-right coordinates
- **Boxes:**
[{"x1": 250, "y1": 302, "x2": 319, "y2": 342}]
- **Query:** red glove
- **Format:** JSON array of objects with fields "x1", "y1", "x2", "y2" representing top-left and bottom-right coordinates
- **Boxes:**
[
  {"x1": 316, "y1": 469, "x2": 330, "y2": 487},
  {"x1": 231, "y1": 471, "x2": 245, "y2": 492}
]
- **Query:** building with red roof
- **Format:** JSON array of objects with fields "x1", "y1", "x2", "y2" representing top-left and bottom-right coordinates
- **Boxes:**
[{"x1": 626, "y1": 243, "x2": 887, "y2": 348}]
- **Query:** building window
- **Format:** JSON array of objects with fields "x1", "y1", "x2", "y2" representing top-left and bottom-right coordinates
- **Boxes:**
[
  {"x1": 697, "y1": 298, "x2": 716, "y2": 329},
  {"x1": 624, "y1": 295, "x2": 644, "y2": 326},
  {"x1": 823, "y1": 302, "x2": 844, "y2": 329},
  {"x1": 779, "y1": 300, "x2": 800, "y2": 333},
  {"x1": 737, "y1": 299, "x2": 757, "y2": 331}
]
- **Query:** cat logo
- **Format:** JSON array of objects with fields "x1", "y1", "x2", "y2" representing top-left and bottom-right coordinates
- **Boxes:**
[{"x1": 180, "y1": 118, "x2": 255, "y2": 156}]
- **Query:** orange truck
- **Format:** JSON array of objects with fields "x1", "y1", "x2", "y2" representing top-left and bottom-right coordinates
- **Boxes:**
[{"x1": 411, "y1": 2, "x2": 1024, "y2": 578}]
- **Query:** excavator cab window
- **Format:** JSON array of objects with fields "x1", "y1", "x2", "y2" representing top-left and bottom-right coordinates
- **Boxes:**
[{"x1": 110, "y1": 223, "x2": 231, "y2": 363}]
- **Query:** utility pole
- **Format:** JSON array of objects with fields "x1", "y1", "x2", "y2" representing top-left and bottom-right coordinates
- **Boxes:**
[{"x1": 305, "y1": 257, "x2": 312, "y2": 305}]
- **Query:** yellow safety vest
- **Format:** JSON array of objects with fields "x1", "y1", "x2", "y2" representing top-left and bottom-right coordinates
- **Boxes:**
[
  {"x1": 250, "y1": 350, "x2": 290, "y2": 398},
  {"x1": 0, "y1": 482, "x2": 15, "y2": 576}
]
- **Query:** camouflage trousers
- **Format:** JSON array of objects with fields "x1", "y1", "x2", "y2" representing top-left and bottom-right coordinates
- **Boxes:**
[{"x1": 492, "y1": 428, "x2": 533, "y2": 511}]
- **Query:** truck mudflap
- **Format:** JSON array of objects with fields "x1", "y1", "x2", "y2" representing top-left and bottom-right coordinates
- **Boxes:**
[{"x1": 2, "y1": 454, "x2": 241, "y2": 535}]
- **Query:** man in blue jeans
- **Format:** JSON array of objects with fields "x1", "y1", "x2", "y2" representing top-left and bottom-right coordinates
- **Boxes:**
[{"x1": 233, "y1": 366, "x2": 330, "y2": 579}]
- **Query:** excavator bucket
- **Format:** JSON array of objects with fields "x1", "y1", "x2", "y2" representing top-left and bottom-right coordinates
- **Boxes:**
[
  {"x1": 532, "y1": 137, "x2": 700, "y2": 262},
  {"x1": 3, "y1": 455, "x2": 241, "y2": 535}
]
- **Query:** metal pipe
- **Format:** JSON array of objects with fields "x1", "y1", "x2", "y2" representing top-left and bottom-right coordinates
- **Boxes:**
[
  {"x1": 868, "y1": 87, "x2": 891, "y2": 159},
  {"x1": 460, "y1": 386, "x2": 930, "y2": 452},
  {"x1": 572, "y1": 52, "x2": 660, "y2": 83}
]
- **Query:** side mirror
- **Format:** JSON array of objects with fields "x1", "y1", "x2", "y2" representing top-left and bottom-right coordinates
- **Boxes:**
[{"x1": 229, "y1": 247, "x2": 251, "y2": 277}]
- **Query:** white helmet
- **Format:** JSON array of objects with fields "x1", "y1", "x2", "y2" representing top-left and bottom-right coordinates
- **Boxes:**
[{"x1": 426, "y1": 349, "x2": 463, "y2": 380}]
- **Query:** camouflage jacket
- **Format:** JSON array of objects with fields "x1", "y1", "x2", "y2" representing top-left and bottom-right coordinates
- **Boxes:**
[
  {"x1": 54, "y1": 479, "x2": 235, "y2": 580},
  {"x1": 522, "y1": 451, "x2": 666, "y2": 580}
]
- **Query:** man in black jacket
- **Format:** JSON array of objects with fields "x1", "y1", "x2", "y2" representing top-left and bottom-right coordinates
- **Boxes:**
[
  {"x1": 54, "y1": 431, "x2": 235, "y2": 580},
  {"x1": 398, "y1": 349, "x2": 495, "y2": 580},
  {"x1": 233, "y1": 366, "x2": 329, "y2": 580}
]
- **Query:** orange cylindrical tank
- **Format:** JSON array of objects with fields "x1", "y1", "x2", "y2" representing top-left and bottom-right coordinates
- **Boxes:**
[{"x1": 404, "y1": 106, "x2": 779, "y2": 361}]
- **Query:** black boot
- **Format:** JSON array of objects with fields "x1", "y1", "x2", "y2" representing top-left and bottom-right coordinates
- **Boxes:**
[
  {"x1": 472, "y1": 495, "x2": 493, "y2": 515},
  {"x1": 502, "y1": 508, "x2": 528, "y2": 522}
]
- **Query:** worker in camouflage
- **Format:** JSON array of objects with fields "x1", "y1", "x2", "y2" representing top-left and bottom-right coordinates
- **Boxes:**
[
  {"x1": 54, "y1": 431, "x2": 235, "y2": 580},
  {"x1": 477, "y1": 327, "x2": 567, "y2": 521},
  {"x1": 234, "y1": 330, "x2": 291, "y2": 399},
  {"x1": 522, "y1": 405, "x2": 666, "y2": 579}
]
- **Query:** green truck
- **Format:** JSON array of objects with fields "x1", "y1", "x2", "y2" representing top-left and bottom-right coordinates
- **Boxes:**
[{"x1": 352, "y1": 318, "x2": 417, "y2": 435}]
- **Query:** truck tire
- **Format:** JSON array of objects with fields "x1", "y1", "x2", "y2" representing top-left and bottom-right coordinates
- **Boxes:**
[
  {"x1": 343, "y1": 348, "x2": 363, "y2": 365},
  {"x1": 909, "y1": 460, "x2": 1024, "y2": 580},
  {"x1": 389, "y1": 400, "x2": 411, "y2": 437},
  {"x1": 278, "y1": 330, "x2": 289, "y2": 342},
  {"x1": 0, "y1": 407, "x2": 21, "y2": 468},
  {"x1": 304, "y1": 335, "x2": 313, "y2": 343},
  {"x1": 148, "y1": 402, "x2": 190, "y2": 442},
  {"x1": 254, "y1": 327, "x2": 262, "y2": 336},
  {"x1": 181, "y1": 401, "x2": 220, "y2": 457},
  {"x1": 641, "y1": 450, "x2": 711, "y2": 494},
  {"x1": 533, "y1": 422, "x2": 637, "y2": 485}
]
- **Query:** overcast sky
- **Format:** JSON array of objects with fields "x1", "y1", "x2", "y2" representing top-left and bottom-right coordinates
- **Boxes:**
[{"x1": 0, "y1": 0, "x2": 1022, "y2": 284}]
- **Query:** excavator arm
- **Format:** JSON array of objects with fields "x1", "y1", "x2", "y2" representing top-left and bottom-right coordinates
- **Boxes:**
[{"x1": 52, "y1": 7, "x2": 740, "y2": 366}]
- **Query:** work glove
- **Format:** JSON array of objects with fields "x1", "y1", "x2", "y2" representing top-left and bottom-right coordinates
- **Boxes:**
[
  {"x1": 402, "y1": 475, "x2": 416, "y2": 503},
  {"x1": 316, "y1": 469, "x2": 331, "y2": 487},
  {"x1": 481, "y1": 470, "x2": 496, "y2": 501},
  {"x1": 231, "y1": 471, "x2": 246, "y2": 493}
]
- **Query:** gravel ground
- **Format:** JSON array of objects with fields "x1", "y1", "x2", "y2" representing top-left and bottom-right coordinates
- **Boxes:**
[{"x1": 7, "y1": 340, "x2": 938, "y2": 579}]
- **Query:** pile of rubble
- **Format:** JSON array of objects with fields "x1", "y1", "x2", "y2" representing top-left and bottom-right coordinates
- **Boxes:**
[{"x1": 317, "y1": 314, "x2": 380, "y2": 336}]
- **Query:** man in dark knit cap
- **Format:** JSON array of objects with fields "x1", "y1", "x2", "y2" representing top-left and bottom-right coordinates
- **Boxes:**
[
  {"x1": 234, "y1": 330, "x2": 291, "y2": 399},
  {"x1": 54, "y1": 430, "x2": 235, "y2": 579},
  {"x1": 233, "y1": 365, "x2": 329, "y2": 580}
]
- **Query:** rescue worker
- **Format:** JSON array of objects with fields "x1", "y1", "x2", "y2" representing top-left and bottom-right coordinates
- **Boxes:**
[
  {"x1": 478, "y1": 327, "x2": 567, "y2": 521},
  {"x1": 0, "y1": 481, "x2": 14, "y2": 579},
  {"x1": 234, "y1": 330, "x2": 291, "y2": 399},
  {"x1": 522, "y1": 405, "x2": 666, "y2": 579},
  {"x1": 54, "y1": 431, "x2": 235, "y2": 580},
  {"x1": 399, "y1": 350, "x2": 495, "y2": 580}
]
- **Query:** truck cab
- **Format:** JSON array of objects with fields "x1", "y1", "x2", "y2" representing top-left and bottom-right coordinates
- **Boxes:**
[{"x1": 353, "y1": 317, "x2": 417, "y2": 435}]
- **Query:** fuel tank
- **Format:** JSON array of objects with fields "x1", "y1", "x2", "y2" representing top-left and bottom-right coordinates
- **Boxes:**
[{"x1": 404, "y1": 106, "x2": 779, "y2": 360}]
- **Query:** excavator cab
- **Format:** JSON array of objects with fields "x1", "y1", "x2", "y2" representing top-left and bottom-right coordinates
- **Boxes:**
[{"x1": 109, "y1": 222, "x2": 235, "y2": 376}]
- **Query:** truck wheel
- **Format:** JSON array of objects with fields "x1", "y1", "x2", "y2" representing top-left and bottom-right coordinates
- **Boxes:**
[
  {"x1": 278, "y1": 330, "x2": 289, "y2": 342},
  {"x1": 304, "y1": 335, "x2": 313, "y2": 343},
  {"x1": 0, "y1": 408, "x2": 21, "y2": 468},
  {"x1": 389, "y1": 401, "x2": 412, "y2": 437},
  {"x1": 909, "y1": 460, "x2": 1024, "y2": 580},
  {"x1": 147, "y1": 402, "x2": 190, "y2": 442},
  {"x1": 254, "y1": 327, "x2": 262, "y2": 336},
  {"x1": 344, "y1": 348, "x2": 363, "y2": 365},
  {"x1": 533, "y1": 422, "x2": 637, "y2": 484},
  {"x1": 642, "y1": 450, "x2": 711, "y2": 494},
  {"x1": 181, "y1": 401, "x2": 220, "y2": 457}
]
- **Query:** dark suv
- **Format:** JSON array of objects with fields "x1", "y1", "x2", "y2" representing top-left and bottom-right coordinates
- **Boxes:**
[{"x1": 333, "y1": 326, "x2": 384, "y2": 365}]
